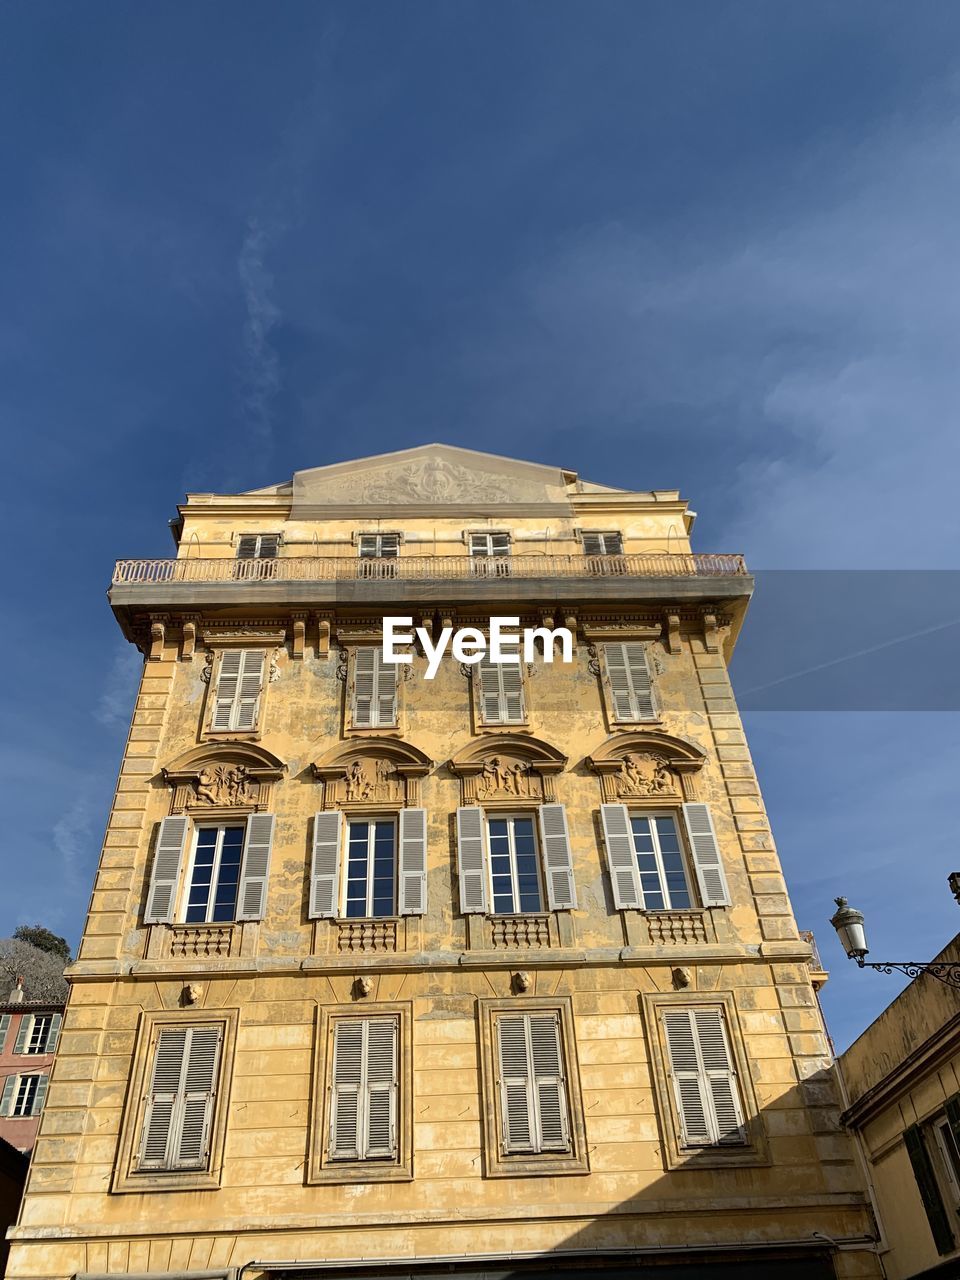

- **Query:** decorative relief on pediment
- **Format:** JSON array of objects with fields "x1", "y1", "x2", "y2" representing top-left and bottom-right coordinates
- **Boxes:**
[
  {"x1": 193, "y1": 763, "x2": 258, "y2": 807},
  {"x1": 311, "y1": 740, "x2": 433, "y2": 810},
  {"x1": 339, "y1": 758, "x2": 404, "y2": 805},
  {"x1": 476, "y1": 755, "x2": 543, "y2": 801},
  {"x1": 611, "y1": 752, "x2": 677, "y2": 799},
  {"x1": 162, "y1": 744, "x2": 286, "y2": 815},
  {"x1": 357, "y1": 458, "x2": 508, "y2": 505}
]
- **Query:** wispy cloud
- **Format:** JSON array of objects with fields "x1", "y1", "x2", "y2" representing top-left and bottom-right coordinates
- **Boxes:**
[
  {"x1": 237, "y1": 216, "x2": 283, "y2": 447},
  {"x1": 95, "y1": 646, "x2": 142, "y2": 729}
]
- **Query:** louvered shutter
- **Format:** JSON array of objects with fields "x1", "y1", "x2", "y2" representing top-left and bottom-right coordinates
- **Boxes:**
[
  {"x1": 13, "y1": 1016, "x2": 30, "y2": 1055},
  {"x1": 176, "y1": 1026, "x2": 221, "y2": 1167},
  {"x1": 663, "y1": 1008, "x2": 745, "y2": 1148},
  {"x1": 604, "y1": 643, "x2": 655, "y2": 721},
  {"x1": 478, "y1": 658, "x2": 505, "y2": 723},
  {"x1": 330, "y1": 1020, "x2": 364, "y2": 1159},
  {"x1": 906, "y1": 1123, "x2": 956, "y2": 1255},
  {"x1": 538, "y1": 804, "x2": 577, "y2": 910},
  {"x1": 946, "y1": 1093, "x2": 960, "y2": 1156},
  {"x1": 237, "y1": 535, "x2": 258, "y2": 559},
  {"x1": 30, "y1": 1073, "x2": 48, "y2": 1117},
  {"x1": 139, "y1": 1027, "x2": 188, "y2": 1169},
  {"x1": 398, "y1": 808, "x2": 427, "y2": 916},
  {"x1": 374, "y1": 650, "x2": 398, "y2": 726},
  {"x1": 234, "y1": 650, "x2": 265, "y2": 731},
  {"x1": 236, "y1": 814, "x2": 275, "y2": 921},
  {"x1": 352, "y1": 648, "x2": 376, "y2": 727},
  {"x1": 144, "y1": 816, "x2": 190, "y2": 923},
  {"x1": 258, "y1": 535, "x2": 279, "y2": 559},
  {"x1": 364, "y1": 1018, "x2": 398, "y2": 1158},
  {"x1": 0, "y1": 1075, "x2": 15, "y2": 1116},
  {"x1": 0, "y1": 1014, "x2": 9, "y2": 1054},
  {"x1": 139, "y1": 1025, "x2": 221, "y2": 1171},
  {"x1": 599, "y1": 804, "x2": 642, "y2": 909},
  {"x1": 682, "y1": 803, "x2": 731, "y2": 907},
  {"x1": 44, "y1": 1013, "x2": 62, "y2": 1053},
  {"x1": 497, "y1": 1015, "x2": 533, "y2": 1153},
  {"x1": 309, "y1": 811, "x2": 343, "y2": 918},
  {"x1": 530, "y1": 1014, "x2": 569, "y2": 1151},
  {"x1": 212, "y1": 650, "x2": 243, "y2": 730},
  {"x1": 456, "y1": 806, "x2": 487, "y2": 914},
  {"x1": 582, "y1": 534, "x2": 603, "y2": 556}
]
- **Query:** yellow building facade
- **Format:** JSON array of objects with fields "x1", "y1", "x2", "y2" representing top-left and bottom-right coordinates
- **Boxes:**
[{"x1": 7, "y1": 446, "x2": 880, "y2": 1280}]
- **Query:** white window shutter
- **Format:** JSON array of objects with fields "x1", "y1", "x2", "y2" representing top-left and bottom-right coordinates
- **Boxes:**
[
  {"x1": 374, "y1": 650, "x2": 398, "y2": 727},
  {"x1": 478, "y1": 658, "x2": 504, "y2": 724},
  {"x1": 364, "y1": 1018, "x2": 398, "y2": 1158},
  {"x1": 599, "y1": 804, "x2": 642, "y2": 909},
  {"x1": 499, "y1": 660, "x2": 524, "y2": 723},
  {"x1": 309, "y1": 811, "x2": 343, "y2": 918},
  {"x1": 682, "y1": 803, "x2": 731, "y2": 907},
  {"x1": 212, "y1": 650, "x2": 243, "y2": 730},
  {"x1": 0, "y1": 1075, "x2": 15, "y2": 1116},
  {"x1": 330, "y1": 1020, "x2": 364, "y2": 1159},
  {"x1": 234, "y1": 650, "x2": 265, "y2": 731},
  {"x1": 694, "y1": 1008, "x2": 745, "y2": 1144},
  {"x1": 529, "y1": 1014, "x2": 569, "y2": 1151},
  {"x1": 663, "y1": 1010, "x2": 712, "y2": 1145},
  {"x1": 145, "y1": 816, "x2": 190, "y2": 923},
  {"x1": 352, "y1": 648, "x2": 376, "y2": 727},
  {"x1": 604, "y1": 643, "x2": 655, "y2": 721},
  {"x1": 0, "y1": 1014, "x2": 9, "y2": 1054},
  {"x1": 456, "y1": 806, "x2": 487, "y2": 914},
  {"x1": 30, "y1": 1073, "x2": 49, "y2": 1117},
  {"x1": 538, "y1": 804, "x2": 577, "y2": 910},
  {"x1": 44, "y1": 1013, "x2": 62, "y2": 1053},
  {"x1": 236, "y1": 814, "x2": 275, "y2": 921},
  {"x1": 398, "y1": 808, "x2": 427, "y2": 916},
  {"x1": 13, "y1": 1016, "x2": 31, "y2": 1055},
  {"x1": 139, "y1": 1027, "x2": 188, "y2": 1169},
  {"x1": 176, "y1": 1026, "x2": 222, "y2": 1168},
  {"x1": 497, "y1": 1014, "x2": 533, "y2": 1153}
]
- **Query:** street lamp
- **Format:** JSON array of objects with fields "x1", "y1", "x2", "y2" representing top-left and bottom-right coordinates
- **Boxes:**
[{"x1": 829, "y1": 882, "x2": 960, "y2": 991}]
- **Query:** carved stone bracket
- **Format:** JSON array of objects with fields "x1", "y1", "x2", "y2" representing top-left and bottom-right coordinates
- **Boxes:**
[
  {"x1": 180, "y1": 616, "x2": 200, "y2": 662},
  {"x1": 664, "y1": 612, "x2": 681, "y2": 655},
  {"x1": 315, "y1": 613, "x2": 332, "y2": 659},
  {"x1": 700, "y1": 606, "x2": 720, "y2": 654},
  {"x1": 148, "y1": 615, "x2": 169, "y2": 663},
  {"x1": 290, "y1": 614, "x2": 308, "y2": 660},
  {"x1": 449, "y1": 735, "x2": 567, "y2": 806}
]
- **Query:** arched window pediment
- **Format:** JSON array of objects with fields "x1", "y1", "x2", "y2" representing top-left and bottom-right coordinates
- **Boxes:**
[
  {"x1": 162, "y1": 743, "x2": 286, "y2": 814},
  {"x1": 448, "y1": 734, "x2": 567, "y2": 805},
  {"x1": 312, "y1": 738, "x2": 433, "y2": 809},
  {"x1": 586, "y1": 731, "x2": 705, "y2": 804}
]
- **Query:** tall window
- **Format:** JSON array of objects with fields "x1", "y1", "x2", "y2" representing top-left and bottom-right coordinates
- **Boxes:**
[
  {"x1": 0, "y1": 1073, "x2": 47, "y2": 1118},
  {"x1": 488, "y1": 815, "x2": 542, "y2": 915},
  {"x1": 603, "y1": 642, "x2": 656, "y2": 722},
  {"x1": 477, "y1": 655, "x2": 525, "y2": 724},
  {"x1": 329, "y1": 1016, "x2": 399, "y2": 1161},
  {"x1": 137, "y1": 1025, "x2": 223, "y2": 1172},
  {"x1": 661, "y1": 1007, "x2": 746, "y2": 1148},
  {"x1": 470, "y1": 532, "x2": 511, "y2": 576},
  {"x1": 210, "y1": 649, "x2": 265, "y2": 732},
  {"x1": 184, "y1": 825, "x2": 245, "y2": 923},
  {"x1": 351, "y1": 648, "x2": 398, "y2": 728},
  {"x1": 582, "y1": 531, "x2": 623, "y2": 556},
  {"x1": 14, "y1": 1013, "x2": 61, "y2": 1056},
  {"x1": 630, "y1": 814, "x2": 692, "y2": 909},
  {"x1": 345, "y1": 819, "x2": 397, "y2": 918},
  {"x1": 496, "y1": 1012, "x2": 570, "y2": 1154}
]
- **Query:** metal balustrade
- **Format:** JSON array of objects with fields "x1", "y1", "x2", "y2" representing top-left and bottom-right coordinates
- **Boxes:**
[{"x1": 112, "y1": 552, "x2": 747, "y2": 586}]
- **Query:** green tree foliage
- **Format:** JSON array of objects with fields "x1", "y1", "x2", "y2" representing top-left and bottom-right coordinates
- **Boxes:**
[{"x1": 13, "y1": 924, "x2": 72, "y2": 963}]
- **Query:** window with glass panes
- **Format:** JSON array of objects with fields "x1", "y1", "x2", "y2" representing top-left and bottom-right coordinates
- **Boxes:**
[
  {"x1": 358, "y1": 534, "x2": 400, "y2": 558},
  {"x1": 487, "y1": 815, "x2": 543, "y2": 914},
  {"x1": 184, "y1": 826, "x2": 245, "y2": 923},
  {"x1": 345, "y1": 819, "x2": 397, "y2": 917},
  {"x1": 582, "y1": 531, "x2": 623, "y2": 556},
  {"x1": 630, "y1": 814, "x2": 693, "y2": 909},
  {"x1": 236, "y1": 534, "x2": 279, "y2": 559},
  {"x1": 25, "y1": 1015, "x2": 52, "y2": 1054},
  {"x1": 470, "y1": 532, "x2": 510, "y2": 558},
  {"x1": 12, "y1": 1074, "x2": 43, "y2": 1117}
]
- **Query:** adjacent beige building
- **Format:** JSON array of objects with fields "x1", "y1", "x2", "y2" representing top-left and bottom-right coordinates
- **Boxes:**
[
  {"x1": 7, "y1": 445, "x2": 881, "y2": 1280},
  {"x1": 839, "y1": 933, "x2": 960, "y2": 1280}
]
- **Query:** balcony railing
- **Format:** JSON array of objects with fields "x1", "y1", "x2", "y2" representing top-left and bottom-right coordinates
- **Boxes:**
[{"x1": 112, "y1": 552, "x2": 747, "y2": 586}]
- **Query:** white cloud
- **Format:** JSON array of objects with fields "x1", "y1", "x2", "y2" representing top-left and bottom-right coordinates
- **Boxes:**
[
  {"x1": 238, "y1": 216, "x2": 283, "y2": 446},
  {"x1": 95, "y1": 646, "x2": 142, "y2": 729}
]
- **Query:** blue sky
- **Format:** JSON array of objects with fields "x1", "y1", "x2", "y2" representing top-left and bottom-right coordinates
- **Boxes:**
[{"x1": 1, "y1": 1, "x2": 958, "y2": 1050}]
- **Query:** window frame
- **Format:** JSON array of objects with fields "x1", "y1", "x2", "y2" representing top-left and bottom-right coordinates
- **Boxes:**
[
  {"x1": 357, "y1": 533, "x2": 401, "y2": 559},
  {"x1": 5, "y1": 1072, "x2": 46, "y2": 1117},
  {"x1": 473, "y1": 654, "x2": 527, "y2": 727},
  {"x1": 485, "y1": 812, "x2": 545, "y2": 916},
  {"x1": 342, "y1": 815, "x2": 399, "y2": 919},
  {"x1": 599, "y1": 641, "x2": 659, "y2": 724},
  {"x1": 309, "y1": 1001, "x2": 414, "y2": 1184},
  {"x1": 204, "y1": 647, "x2": 268, "y2": 739},
  {"x1": 347, "y1": 645, "x2": 399, "y2": 732},
  {"x1": 477, "y1": 996, "x2": 589, "y2": 1178},
  {"x1": 641, "y1": 991, "x2": 767, "y2": 1170},
  {"x1": 112, "y1": 1009, "x2": 238, "y2": 1194},
  {"x1": 581, "y1": 530, "x2": 624, "y2": 556},
  {"x1": 235, "y1": 533, "x2": 281, "y2": 560},
  {"x1": 23, "y1": 1014, "x2": 53, "y2": 1055},
  {"x1": 627, "y1": 809, "x2": 696, "y2": 911},
  {"x1": 469, "y1": 531, "x2": 512, "y2": 576},
  {"x1": 181, "y1": 821, "x2": 247, "y2": 924}
]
